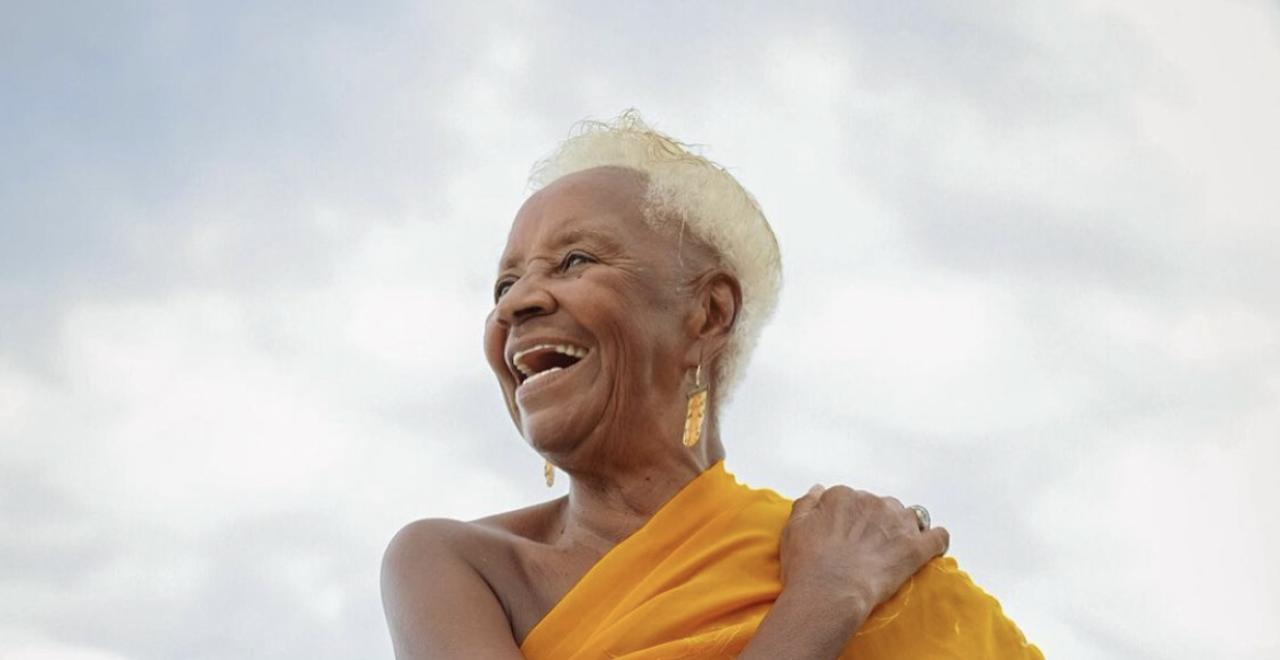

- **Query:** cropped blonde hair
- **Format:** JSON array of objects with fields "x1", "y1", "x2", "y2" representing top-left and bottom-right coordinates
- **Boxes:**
[{"x1": 529, "y1": 110, "x2": 782, "y2": 405}]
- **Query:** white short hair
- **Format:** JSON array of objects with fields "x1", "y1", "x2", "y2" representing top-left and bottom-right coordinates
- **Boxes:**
[{"x1": 529, "y1": 110, "x2": 782, "y2": 405}]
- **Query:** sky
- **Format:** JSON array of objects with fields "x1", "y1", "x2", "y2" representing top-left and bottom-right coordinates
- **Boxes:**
[{"x1": 2, "y1": 1, "x2": 1278, "y2": 658}]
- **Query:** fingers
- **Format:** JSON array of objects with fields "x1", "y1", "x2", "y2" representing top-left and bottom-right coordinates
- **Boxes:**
[
  {"x1": 795, "y1": 483, "x2": 948, "y2": 558},
  {"x1": 791, "y1": 483, "x2": 825, "y2": 518},
  {"x1": 924, "y1": 526, "x2": 950, "y2": 557},
  {"x1": 821, "y1": 484, "x2": 855, "y2": 500},
  {"x1": 880, "y1": 496, "x2": 919, "y2": 532}
]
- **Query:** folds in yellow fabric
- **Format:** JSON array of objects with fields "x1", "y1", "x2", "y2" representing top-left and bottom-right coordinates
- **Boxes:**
[{"x1": 519, "y1": 460, "x2": 1043, "y2": 660}]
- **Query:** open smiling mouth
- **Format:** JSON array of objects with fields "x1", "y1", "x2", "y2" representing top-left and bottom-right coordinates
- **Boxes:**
[{"x1": 512, "y1": 343, "x2": 588, "y2": 389}]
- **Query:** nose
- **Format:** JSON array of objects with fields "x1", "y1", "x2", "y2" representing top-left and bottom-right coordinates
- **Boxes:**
[{"x1": 495, "y1": 273, "x2": 557, "y2": 326}]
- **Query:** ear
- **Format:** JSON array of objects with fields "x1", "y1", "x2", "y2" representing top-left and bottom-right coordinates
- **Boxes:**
[{"x1": 684, "y1": 269, "x2": 742, "y2": 368}]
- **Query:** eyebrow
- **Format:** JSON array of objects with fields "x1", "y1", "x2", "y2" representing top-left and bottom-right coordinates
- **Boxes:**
[{"x1": 499, "y1": 225, "x2": 623, "y2": 272}]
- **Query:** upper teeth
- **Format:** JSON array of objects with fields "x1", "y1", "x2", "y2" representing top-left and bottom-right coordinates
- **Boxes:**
[{"x1": 513, "y1": 344, "x2": 587, "y2": 377}]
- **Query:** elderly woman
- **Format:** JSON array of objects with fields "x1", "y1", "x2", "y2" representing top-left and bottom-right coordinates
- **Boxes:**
[{"x1": 382, "y1": 112, "x2": 1042, "y2": 659}]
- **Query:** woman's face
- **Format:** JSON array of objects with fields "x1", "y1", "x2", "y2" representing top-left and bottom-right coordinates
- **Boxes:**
[{"x1": 483, "y1": 167, "x2": 696, "y2": 457}]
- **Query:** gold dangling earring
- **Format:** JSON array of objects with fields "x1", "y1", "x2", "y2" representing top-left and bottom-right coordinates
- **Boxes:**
[
  {"x1": 544, "y1": 459, "x2": 555, "y2": 487},
  {"x1": 682, "y1": 364, "x2": 709, "y2": 447}
]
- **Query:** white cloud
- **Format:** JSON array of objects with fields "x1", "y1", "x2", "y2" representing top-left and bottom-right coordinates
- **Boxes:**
[
  {"x1": 1030, "y1": 437, "x2": 1280, "y2": 659},
  {"x1": 0, "y1": 630, "x2": 136, "y2": 660}
]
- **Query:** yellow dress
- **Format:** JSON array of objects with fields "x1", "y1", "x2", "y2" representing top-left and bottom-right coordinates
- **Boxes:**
[{"x1": 519, "y1": 459, "x2": 1043, "y2": 659}]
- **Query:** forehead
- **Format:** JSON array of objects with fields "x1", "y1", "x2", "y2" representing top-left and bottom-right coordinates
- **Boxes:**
[{"x1": 499, "y1": 167, "x2": 658, "y2": 267}]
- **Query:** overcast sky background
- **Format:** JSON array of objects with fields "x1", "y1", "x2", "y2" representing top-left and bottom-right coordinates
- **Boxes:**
[{"x1": 2, "y1": 1, "x2": 1278, "y2": 659}]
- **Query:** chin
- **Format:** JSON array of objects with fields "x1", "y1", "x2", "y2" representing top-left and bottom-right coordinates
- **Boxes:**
[{"x1": 518, "y1": 405, "x2": 595, "y2": 455}]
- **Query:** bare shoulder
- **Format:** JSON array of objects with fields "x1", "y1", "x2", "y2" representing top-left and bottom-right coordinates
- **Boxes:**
[
  {"x1": 383, "y1": 492, "x2": 562, "y2": 567},
  {"x1": 470, "y1": 495, "x2": 566, "y2": 539},
  {"x1": 382, "y1": 517, "x2": 477, "y2": 571},
  {"x1": 380, "y1": 517, "x2": 525, "y2": 660},
  {"x1": 379, "y1": 517, "x2": 495, "y2": 619}
]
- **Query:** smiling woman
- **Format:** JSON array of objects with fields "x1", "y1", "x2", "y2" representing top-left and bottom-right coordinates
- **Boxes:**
[{"x1": 379, "y1": 111, "x2": 1043, "y2": 659}]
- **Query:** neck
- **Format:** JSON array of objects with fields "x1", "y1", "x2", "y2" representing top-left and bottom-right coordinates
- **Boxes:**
[{"x1": 554, "y1": 421, "x2": 725, "y2": 554}]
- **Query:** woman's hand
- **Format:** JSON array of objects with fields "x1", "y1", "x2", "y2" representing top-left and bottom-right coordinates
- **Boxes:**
[{"x1": 779, "y1": 484, "x2": 950, "y2": 615}]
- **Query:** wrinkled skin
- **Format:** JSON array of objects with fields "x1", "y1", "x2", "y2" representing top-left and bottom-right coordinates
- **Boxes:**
[{"x1": 483, "y1": 165, "x2": 734, "y2": 482}]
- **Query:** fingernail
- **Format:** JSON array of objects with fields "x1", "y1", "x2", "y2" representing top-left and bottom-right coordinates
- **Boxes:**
[{"x1": 808, "y1": 484, "x2": 824, "y2": 495}]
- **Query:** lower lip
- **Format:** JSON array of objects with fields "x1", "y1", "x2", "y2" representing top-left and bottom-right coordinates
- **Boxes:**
[{"x1": 515, "y1": 357, "x2": 586, "y2": 401}]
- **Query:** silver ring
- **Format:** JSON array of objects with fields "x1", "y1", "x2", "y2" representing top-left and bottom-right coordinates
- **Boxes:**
[{"x1": 908, "y1": 505, "x2": 931, "y2": 531}]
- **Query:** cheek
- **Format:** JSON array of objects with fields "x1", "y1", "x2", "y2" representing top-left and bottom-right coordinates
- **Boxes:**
[
  {"x1": 576, "y1": 276, "x2": 682, "y2": 346},
  {"x1": 595, "y1": 308, "x2": 681, "y2": 383},
  {"x1": 482, "y1": 315, "x2": 508, "y2": 378}
]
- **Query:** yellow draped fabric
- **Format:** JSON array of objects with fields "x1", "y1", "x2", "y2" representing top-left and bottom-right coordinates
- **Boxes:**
[{"x1": 520, "y1": 459, "x2": 1043, "y2": 659}]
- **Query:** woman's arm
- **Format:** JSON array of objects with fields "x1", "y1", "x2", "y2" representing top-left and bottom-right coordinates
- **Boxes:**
[
  {"x1": 738, "y1": 581, "x2": 869, "y2": 660},
  {"x1": 380, "y1": 519, "x2": 524, "y2": 660}
]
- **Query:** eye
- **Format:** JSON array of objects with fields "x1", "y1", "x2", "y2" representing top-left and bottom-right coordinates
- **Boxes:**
[
  {"x1": 561, "y1": 251, "x2": 595, "y2": 271},
  {"x1": 494, "y1": 279, "x2": 515, "y2": 302}
]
